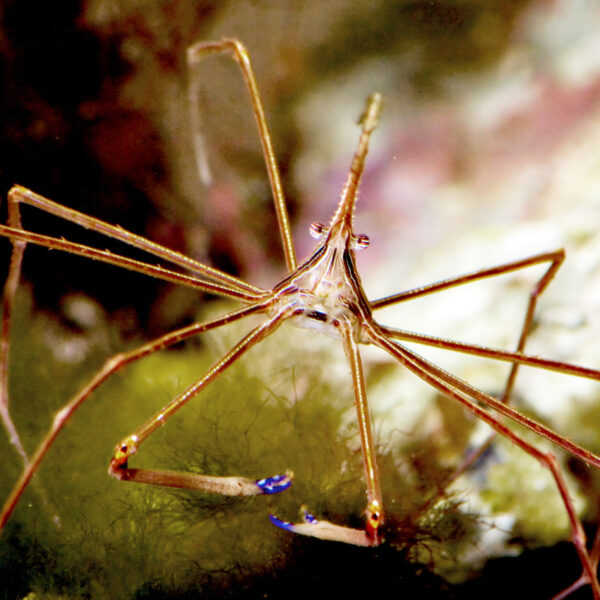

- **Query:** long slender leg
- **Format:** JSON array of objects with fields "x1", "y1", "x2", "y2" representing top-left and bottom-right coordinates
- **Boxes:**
[
  {"x1": 0, "y1": 300, "x2": 271, "y2": 530},
  {"x1": 371, "y1": 250, "x2": 566, "y2": 468},
  {"x1": 0, "y1": 225, "x2": 263, "y2": 302},
  {"x1": 391, "y1": 250, "x2": 563, "y2": 478},
  {"x1": 187, "y1": 39, "x2": 297, "y2": 272},
  {"x1": 340, "y1": 317, "x2": 383, "y2": 541},
  {"x1": 372, "y1": 250, "x2": 571, "y2": 478},
  {"x1": 370, "y1": 249, "x2": 564, "y2": 311},
  {"x1": 552, "y1": 526, "x2": 600, "y2": 599},
  {"x1": 378, "y1": 326, "x2": 600, "y2": 382},
  {"x1": 270, "y1": 317, "x2": 382, "y2": 547},
  {"x1": 4, "y1": 185, "x2": 262, "y2": 297},
  {"x1": 0, "y1": 193, "x2": 64, "y2": 527},
  {"x1": 459, "y1": 250, "x2": 563, "y2": 479},
  {"x1": 369, "y1": 326, "x2": 600, "y2": 599},
  {"x1": 0, "y1": 233, "x2": 28, "y2": 463},
  {"x1": 0, "y1": 189, "x2": 32, "y2": 460},
  {"x1": 0, "y1": 184, "x2": 267, "y2": 464},
  {"x1": 379, "y1": 322, "x2": 600, "y2": 510},
  {"x1": 499, "y1": 250, "x2": 564, "y2": 401},
  {"x1": 109, "y1": 303, "x2": 298, "y2": 496},
  {"x1": 370, "y1": 331, "x2": 600, "y2": 468}
]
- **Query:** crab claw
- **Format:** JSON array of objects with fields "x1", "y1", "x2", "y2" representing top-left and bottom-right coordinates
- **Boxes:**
[
  {"x1": 270, "y1": 506, "x2": 377, "y2": 547},
  {"x1": 255, "y1": 471, "x2": 293, "y2": 494}
]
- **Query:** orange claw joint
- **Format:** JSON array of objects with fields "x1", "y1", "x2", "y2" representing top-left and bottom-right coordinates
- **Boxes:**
[
  {"x1": 109, "y1": 436, "x2": 138, "y2": 473},
  {"x1": 365, "y1": 498, "x2": 383, "y2": 543}
]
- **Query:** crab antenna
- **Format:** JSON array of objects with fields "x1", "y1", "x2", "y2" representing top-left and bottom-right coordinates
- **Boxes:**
[{"x1": 329, "y1": 93, "x2": 382, "y2": 229}]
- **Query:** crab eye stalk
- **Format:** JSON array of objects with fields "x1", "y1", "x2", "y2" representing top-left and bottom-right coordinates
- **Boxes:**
[
  {"x1": 351, "y1": 233, "x2": 370, "y2": 250},
  {"x1": 310, "y1": 221, "x2": 328, "y2": 240}
]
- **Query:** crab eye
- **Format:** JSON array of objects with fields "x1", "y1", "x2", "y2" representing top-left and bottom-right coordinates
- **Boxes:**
[
  {"x1": 310, "y1": 221, "x2": 327, "y2": 239},
  {"x1": 351, "y1": 233, "x2": 370, "y2": 250}
]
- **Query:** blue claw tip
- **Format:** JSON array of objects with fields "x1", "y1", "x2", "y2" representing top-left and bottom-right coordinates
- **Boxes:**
[
  {"x1": 269, "y1": 513, "x2": 295, "y2": 531},
  {"x1": 256, "y1": 473, "x2": 292, "y2": 495},
  {"x1": 269, "y1": 510, "x2": 319, "y2": 532}
]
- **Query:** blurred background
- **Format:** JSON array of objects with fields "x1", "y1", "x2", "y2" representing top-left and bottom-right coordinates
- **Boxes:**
[{"x1": 2, "y1": 1, "x2": 600, "y2": 598}]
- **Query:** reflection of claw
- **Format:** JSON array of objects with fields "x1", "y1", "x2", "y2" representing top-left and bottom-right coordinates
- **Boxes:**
[
  {"x1": 269, "y1": 506, "x2": 376, "y2": 547},
  {"x1": 255, "y1": 471, "x2": 293, "y2": 495}
]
